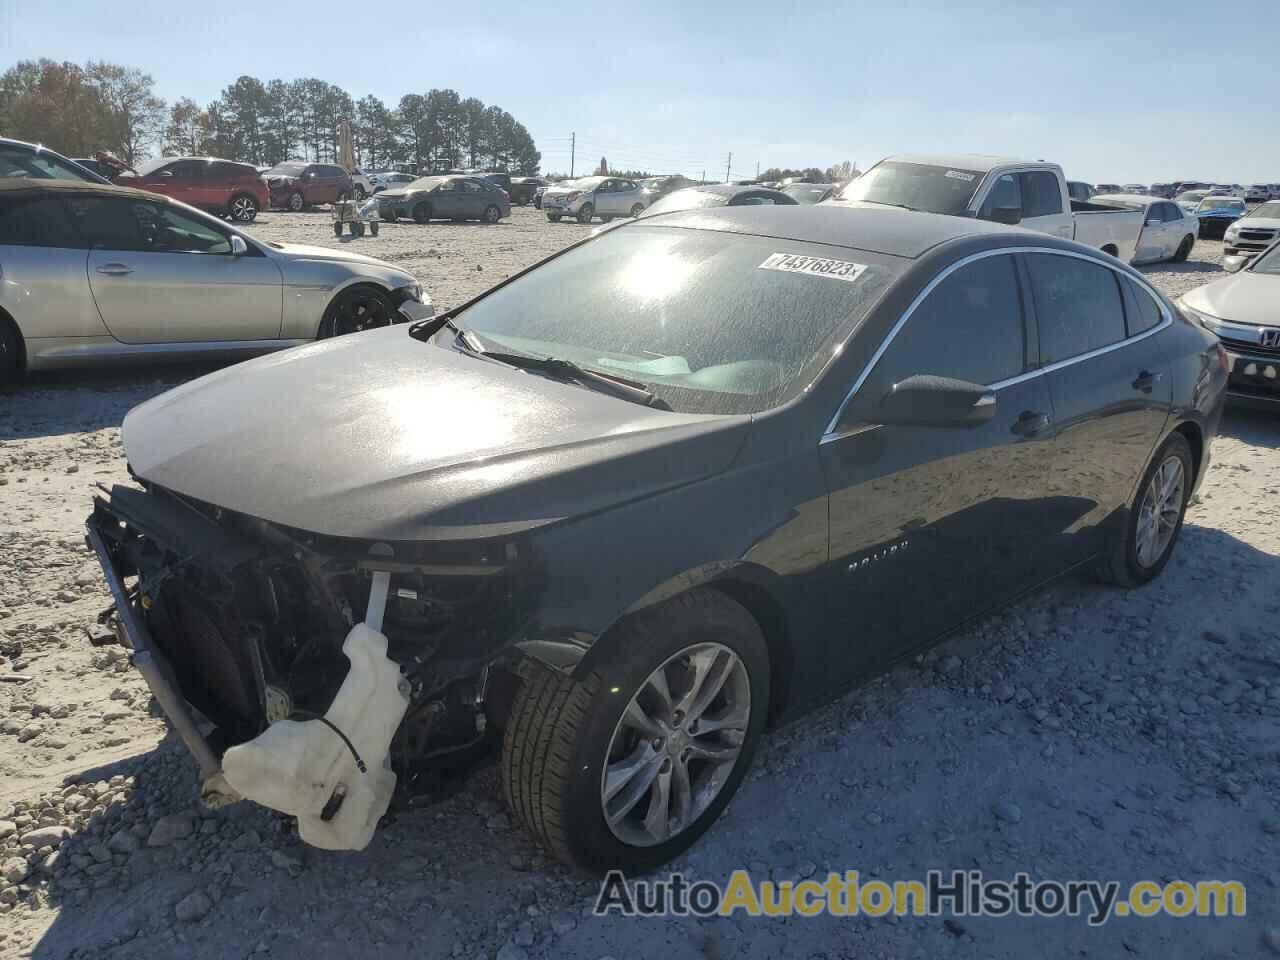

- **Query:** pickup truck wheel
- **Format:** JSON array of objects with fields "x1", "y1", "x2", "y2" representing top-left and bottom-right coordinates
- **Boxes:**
[
  {"x1": 319, "y1": 285, "x2": 395, "y2": 338},
  {"x1": 501, "y1": 589, "x2": 769, "y2": 874},
  {"x1": 1173, "y1": 235, "x2": 1193, "y2": 262},
  {"x1": 288, "y1": 192, "x2": 304, "y2": 212},
  {"x1": 1094, "y1": 433, "x2": 1192, "y2": 587}
]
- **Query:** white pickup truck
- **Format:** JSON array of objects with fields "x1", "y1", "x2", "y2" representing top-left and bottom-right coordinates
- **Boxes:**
[{"x1": 832, "y1": 154, "x2": 1144, "y2": 262}]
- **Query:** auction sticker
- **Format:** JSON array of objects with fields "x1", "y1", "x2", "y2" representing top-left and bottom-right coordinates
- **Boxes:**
[
  {"x1": 945, "y1": 170, "x2": 976, "y2": 181},
  {"x1": 758, "y1": 253, "x2": 867, "y2": 283}
]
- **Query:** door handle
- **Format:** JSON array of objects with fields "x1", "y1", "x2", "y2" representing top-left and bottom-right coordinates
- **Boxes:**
[
  {"x1": 1012, "y1": 410, "x2": 1051, "y2": 437},
  {"x1": 1132, "y1": 370, "x2": 1163, "y2": 393},
  {"x1": 96, "y1": 263, "x2": 133, "y2": 276}
]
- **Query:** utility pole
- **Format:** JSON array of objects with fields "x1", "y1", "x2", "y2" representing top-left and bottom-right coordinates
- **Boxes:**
[
  {"x1": 725, "y1": 152, "x2": 732, "y2": 183},
  {"x1": 570, "y1": 132, "x2": 575, "y2": 178}
]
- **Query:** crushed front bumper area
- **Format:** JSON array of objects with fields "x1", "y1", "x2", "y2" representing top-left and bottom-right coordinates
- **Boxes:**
[{"x1": 84, "y1": 482, "x2": 529, "y2": 849}]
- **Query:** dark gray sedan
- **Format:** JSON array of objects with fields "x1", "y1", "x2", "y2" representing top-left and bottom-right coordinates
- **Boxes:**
[
  {"x1": 640, "y1": 183, "x2": 798, "y2": 217},
  {"x1": 374, "y1": 175, "x2": 511, "y2": 224},
  {"x1": 86, "y1": 206, "x2": 1225, "y2": 873}
]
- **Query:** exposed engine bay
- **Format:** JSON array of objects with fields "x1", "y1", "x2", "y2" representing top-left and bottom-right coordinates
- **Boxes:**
[{"x1": 85, "y1": 480, "x2": 533, "y2": 849}]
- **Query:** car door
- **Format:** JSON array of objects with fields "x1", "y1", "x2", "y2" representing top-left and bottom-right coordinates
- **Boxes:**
[
  {"x1": 1025, "y1": 252, "x2": 1172, "y2": 566},
  {"x1": 1160, "y1": 203, "x2": 1190, "y2": 256},
  {"x1": 432, "y1": 179, "x2": 462, "y2": 218},
  {"x1": 1134, "y1": 202, "x2": 1167, "y2": 263},
  {"x1": 460, "y1": 179, "x2": 487, "y2": 218},
  {"x1": 0, "y1": 192, "x2": 105, "y2": 339},
  {"x1": 136, "y1": 160, "x2": 199, "y2": 204},
  {"x1": 818, "y1": 251, "x2": 1059, "y2": 676},
  {"x1": 73, "y1": 195, "x2": 284, "y2": 344},
  {"x1": 615, "y1": 180, "x2": 640, "y2": 213}
]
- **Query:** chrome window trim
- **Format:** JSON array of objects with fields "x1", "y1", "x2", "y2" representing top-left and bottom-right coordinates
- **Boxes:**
[{"x1": 821, "y1": 245, "x2": 1172, "y2": 443}]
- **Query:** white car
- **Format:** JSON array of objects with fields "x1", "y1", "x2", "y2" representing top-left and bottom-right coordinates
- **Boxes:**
[
  {"x1": 348, "y1": 168, "x2": 374, "y2": 200},
  {"x1": 369, "y1": 171, "x2": 415, "y2": 194},
  {"x1": 540, "y1": 176, "x2": 650, "y2": 224},
  {"x1": 1245, "y1": 184, "x2": 1271, "y2": 203},
  {"x1": 1091, "y1": 194, "x2": 1198, "y2": 263},
  {"x1": 1223, "y1": 200, "x2": 1280, "y2": 264}
]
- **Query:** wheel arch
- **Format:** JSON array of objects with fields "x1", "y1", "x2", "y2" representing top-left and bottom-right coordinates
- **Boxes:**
[
  {"x1": 1101, "y1": 243, "x2": 1119, "y2": 257},
  {"x1": 1171, "y1": 418, "x2": 1204, "y2": 487},
  {"x1": 316, "y1": 280, "x2": 396, "y2": 338},
  {"x1": 563, "y1": 562, "x2": 796, "y2": 727}
]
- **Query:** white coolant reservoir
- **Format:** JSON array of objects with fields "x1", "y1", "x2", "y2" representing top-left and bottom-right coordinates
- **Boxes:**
[{"x1": 222, "y1": 623, "x2": 410, "y2": 851}]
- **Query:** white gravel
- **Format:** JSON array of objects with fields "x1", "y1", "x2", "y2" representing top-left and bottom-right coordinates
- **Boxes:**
[{"x1": 1, "y1": 213, "x2": 1277, "y2": 960}]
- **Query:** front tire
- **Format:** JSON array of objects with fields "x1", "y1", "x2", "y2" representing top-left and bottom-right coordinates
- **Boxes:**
[
  {"x1": 229, "y1": 194, "x2": 259, "y2": 222},
  {"x1": 1095, "y1": 433, "x2": 1193, "y2": 587},
  {"x1": 412, "y1": 202, "x2": 432, "y2": 224},
  {"x1": 288, "y1": 192, "x2": 304, "y2": 212},
  {"x1": 630, "y1": 203, "x2": 644, "y2": 218},
  {"x1": 576, "y1": 203, "x2": 594, "y2": 224},
  {"x1": 502, "y1": 589, "x2": 769, "y2": 874},
  {"x1": 318, "y1": 285, "x2": 396, "y2": 338},
  {"x1": 483, "y1": 204, "x2": 501, "y2": 224}
]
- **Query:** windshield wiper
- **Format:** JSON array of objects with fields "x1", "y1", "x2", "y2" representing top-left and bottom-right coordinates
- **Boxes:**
[
  {"x1": 458, "y1": 336, "x2": 669, "y2": 409},
  {"x1": 858, "y1": 199, "x2": 920, "y2": 212}
]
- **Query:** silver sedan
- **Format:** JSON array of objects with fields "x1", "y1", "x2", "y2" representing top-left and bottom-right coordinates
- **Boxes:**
[{"x1": 0, "y1": 179, "x2": 432, "y2": 384}]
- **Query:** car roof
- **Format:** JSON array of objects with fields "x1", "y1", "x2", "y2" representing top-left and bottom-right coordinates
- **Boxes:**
[
  {"x1": 1093, "y1": 193, "x2": 1156, "y2": 205},
  {"x1": 639, "y1": 203, "x2": 1044, "y2": 259},
  {"x1": 884, "y1": 153, "x2": 1041, "y2": 173},
  {"x1": 0, "y1": 176, "x2": 163, "y2": 202},
  {"x1": 687, "y1": 184, "x2": 791, "y2": 197}
]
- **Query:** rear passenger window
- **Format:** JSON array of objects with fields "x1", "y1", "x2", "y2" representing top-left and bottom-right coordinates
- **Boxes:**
[
  {"x1": 869, "y1": 254, "x2": 1027, "y2": 389},
  {"x1": 1019, "y1": 172, "x2": 1063, "y2": 217},
  {"x1": 1122, "y1": 278, "x2": 1163, "y2": 335},
  {"x1": 1027, "y1": 254, "x2": 1126, "y2": 363},
  {"x1": 0, "y1": 196, "x2": 81, "y2": 247}
]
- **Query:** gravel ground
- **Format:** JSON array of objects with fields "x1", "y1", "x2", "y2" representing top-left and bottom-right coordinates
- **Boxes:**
[{"x1": 1, "y1": 212, "x2": 1278, "y2": 960}]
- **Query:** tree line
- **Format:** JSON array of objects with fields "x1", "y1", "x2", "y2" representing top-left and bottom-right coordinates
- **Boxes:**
[{"x1": 0, "y1": 60, "x2": 542, "y2": 174}]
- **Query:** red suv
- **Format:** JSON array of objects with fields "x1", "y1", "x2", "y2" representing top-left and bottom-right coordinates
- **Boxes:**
[
  {"x1": 262, "y1": 162, "x2": 354, "y2": 211},
  {"x1": 117, "y1": 157, "x2": 269, "y2": 222}
]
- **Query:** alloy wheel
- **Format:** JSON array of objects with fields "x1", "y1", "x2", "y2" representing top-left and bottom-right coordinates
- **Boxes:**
[
  {"x1": 600, "y1": 642, "x2": 750, "y2": 847},
  {"x1": 289, "y1": 192, "x2": 303, "y2": 212},
  {"x1": 1135, "y1": 456, "x2": 1185, "y2": 568},
  {"x1": 330, "y1": 291, "x2": 391, "y2": 336},
  {"x1": 231, "y1": 196, "x2": 257, "y2": 221}
]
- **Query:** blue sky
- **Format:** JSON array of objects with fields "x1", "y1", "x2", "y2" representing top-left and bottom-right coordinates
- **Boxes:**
[{"x1": 4, "y1": 0, "x2": 1276, "y2": 183}]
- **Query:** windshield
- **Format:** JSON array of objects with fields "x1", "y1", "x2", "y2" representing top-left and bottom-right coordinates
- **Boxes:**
[
  {"x1": 1248, "y1": 202, "x2": 1280, "y2": 219},
  {"x1": 449, "y1": 226, "x2": 901, "y2": 415},
  {"x1": 265, "y1": 162, "x2": 307, "y2": 177},
  {"x1": 645, "y1": 189, "x2": 729, "y2": 215},
  {"x1": 785, "y1": 185, "x2": 831, "y2": 203},
  {"x1": 1198, "y1": 197, "x2": 1245, "y2": 212},
  {"x1": 835, "y1": 160, "x2": 984, "y2": 215},
  {"x1": 0, "y1": 144, "x2": 105, "y2": 183},
  {"x1": 556, "y1": 176, "x2": 604, "y2": 190},
  {"x1": 132, "y1": 156, "x2": 178, "y2": 176},
  {"x1": 405, "y1": 176, "x2": 446, "y2": 191},
  {"x1": 1175, "y1": 191, "x2": 1208, "y2": 202},
  {"x1": 1254, "y1": 243, "x2": 1280, "y2": 275}
]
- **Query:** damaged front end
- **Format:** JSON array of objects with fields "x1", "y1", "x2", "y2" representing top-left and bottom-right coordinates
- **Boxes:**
[{"x1": 85, "y1": 482, "x2": 535, "y2": 850}]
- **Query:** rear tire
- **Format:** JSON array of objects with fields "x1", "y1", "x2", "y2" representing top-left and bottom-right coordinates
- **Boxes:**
[
  {"x1": 1094, "y1": 432, "x2": 1193, "y2": 587},
  {"x1": 1173, "y1": 235, "x2": 1193, "y2": 262},
  {"x1": 548, "y1": 214, "x2": 561, "y2": 223},
  {"x1": 288, "y1": 192, "x2": 304, "y2": 212},
  {"x1": 483, "y1": 204, "x2": 501, "y2": 224},
  {"x1": 0, "y1": 316, "x2": 22, "y2": 388},
  {"x1": 501, "y1": 589, "x2": 769, "y2": 874},
  {"x1": 412, "y1": 202, "x2": 432, "y2": 224}
]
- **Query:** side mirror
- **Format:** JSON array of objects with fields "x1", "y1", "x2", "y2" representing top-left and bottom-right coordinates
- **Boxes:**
[
  {"x1": 1223, "y1": 254, "x2": 1249, "y2": 274},
  {"x1": 988, "y1": 206, "x2": 1022, "y2": 226},
  {"x1": 230, "y1": 235, "x2": 248, "y2": 257},
  {"x1": 874, "y1": 374, "x2": 997, "y2": 428}
]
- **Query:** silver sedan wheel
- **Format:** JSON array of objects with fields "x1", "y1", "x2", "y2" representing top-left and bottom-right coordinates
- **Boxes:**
[
  {"x1": 1135, "y1": 455, "x2": 1185, "y2": 568},
  {"x1": 601, "y1": 642, "x2": 751, "y2": 847}
]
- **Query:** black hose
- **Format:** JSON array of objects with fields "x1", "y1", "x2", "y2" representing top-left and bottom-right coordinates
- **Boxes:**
[{"x1": 290, "y1": 710, "x2": 367, "y2": 774}]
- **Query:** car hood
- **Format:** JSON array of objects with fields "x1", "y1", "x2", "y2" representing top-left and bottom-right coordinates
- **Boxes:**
[
  {"x1": 267, "y1": 241, "x2": 405, "y2": 271},
  {"x1": 542, "y1": 186, "x2": 587, "y2": 197},
  {"x1": 121, "y1": 328, "x2": 749, "y2": 541},
  {"x1": 1232, "y1": 217, "x2": 1280, "y2": 230},
  {"x1": 1184, "y1": 272, "x2": 1280, "y2": 329}
]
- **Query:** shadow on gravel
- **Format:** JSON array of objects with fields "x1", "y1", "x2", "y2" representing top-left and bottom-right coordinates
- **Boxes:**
[
  {"x1": 1219, "y1": 406, "x2": 1280, "y2": 448},
  {"x1": 1142, "y1": 259, "x2": 1223, "y2": 276},
  {"x1": 19, "y1": 522, "x2": 1280, "y2": 960},
  {"x1": 0, "y1": 363, "x2": 226, "y2": 441}
]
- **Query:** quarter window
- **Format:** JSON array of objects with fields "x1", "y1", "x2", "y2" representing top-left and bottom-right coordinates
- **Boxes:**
[
  {"x1": 1122, "y1": 277, "x2": 1163, "y2": 336},
  {"x1": 1027, "y1": 254, "x2": 1126, "y2": 363},
  {"x1": 867, "y1": 254, "x2": 1028, "y2": 391},
  {"x1": 0, "y1": 195, "x2": 81, "y2": 247},
  {"x1": 1019, "y1": 172, "x2": 1063, "y2": 217}
]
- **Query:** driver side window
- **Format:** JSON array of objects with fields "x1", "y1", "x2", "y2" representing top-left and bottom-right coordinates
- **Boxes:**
[
  {"x1": 979, "y1": 175, "x2": 1022, "y2": 218},
  {"x1": 858, "y1": 254, "x2": 1029, "y2": 406}
]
